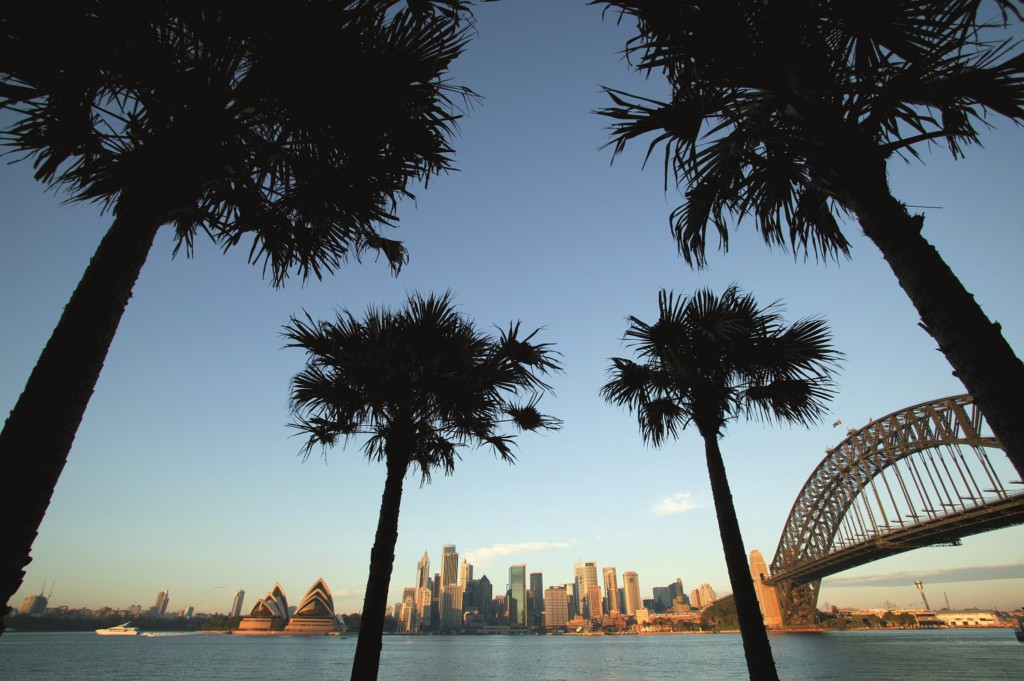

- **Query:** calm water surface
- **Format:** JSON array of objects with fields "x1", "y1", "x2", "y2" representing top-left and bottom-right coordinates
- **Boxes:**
[{"x1": 1, "y1": 629, "x2": 1020, "y2": 680}]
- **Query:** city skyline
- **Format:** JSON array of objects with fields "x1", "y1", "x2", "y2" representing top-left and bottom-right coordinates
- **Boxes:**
[{"x1": 3, "y1": 0, "x2": 1023, "y2": 619}]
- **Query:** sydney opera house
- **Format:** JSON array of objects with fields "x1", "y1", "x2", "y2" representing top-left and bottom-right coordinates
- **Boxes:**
[{"x1": 235, "y1": 578, "x2": 345, "y2": 635}]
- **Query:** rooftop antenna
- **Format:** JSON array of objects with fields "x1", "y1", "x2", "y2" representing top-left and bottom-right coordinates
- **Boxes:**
[{"x1": 914, "y1": 581, "x2": 931, "y2": 610}]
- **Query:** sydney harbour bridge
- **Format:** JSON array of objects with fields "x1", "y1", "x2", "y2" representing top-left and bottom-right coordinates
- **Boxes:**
[{"x1": 761, "y1": 394, "x2": 1024, "y2": 626}]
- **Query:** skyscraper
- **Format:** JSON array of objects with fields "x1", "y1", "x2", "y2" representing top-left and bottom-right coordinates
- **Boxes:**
[
  {"x1": 574, "y1": 561, "x2": 598, "y2": 619},
  {"x1": 440, "y1": 544, "x2": 459, "y2": 588},
  {"x1": 623, "y1": 571, "x2": 641, "y2": 616},
  {"x1": 586, "y1": 585, "x2": 603, "y2": 619},
  {"x1": 509, "y1": 564, "x2": 528, "y2": 627},
  {"x1": 652, "y1": 586, "x2": 672, "y2": 612},
  {"x1": 544, "y1": 586, "x2": 569, "y2": 628},
  {"x1": 602, "y1": 567, "x2": 620, "y2": 614},
  {"x1": 749, "y1": 550, "x2": 784, "y2": 628},
  {"x1": 416, "y1": 551, "x2": 431, "y2": 590},
  {"x1": 477, "y1": 575, "x2": 493, "y2": 623},
  {"x1": 440, "y1": 584, "x2": 464, "y2": 630},
  {"x1": 153, "y1": 590, "x2": 170, "y2": 617},
  {"x1": 230, "y1": 589, "x2": 246, "y2": 618},
  {"x1": 459, "y1": 558, "x2": 473, "y2": 587},
  {"x1": 529, "y1": 572, "x2": 544, "y2": 616},
  {"x1": 698, "y1": 583, "x2": 717, "y2": 608}
]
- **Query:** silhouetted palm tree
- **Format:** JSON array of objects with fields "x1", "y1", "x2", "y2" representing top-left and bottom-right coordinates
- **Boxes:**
[
  {"x1": 285, "y1": 291, "x2": 561, "y2": 681},
  {"x1": 595, "y1": 0, "x2": 1024, "y2": 477},
  {"x1": 0, "y1": 0, "x2": 476, "y2": 630},
  {"x1": 602, "y1": 286, "x2": 840, "y2": 681}
]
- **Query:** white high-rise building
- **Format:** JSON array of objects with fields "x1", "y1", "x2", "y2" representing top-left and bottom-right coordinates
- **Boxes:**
[
  {"x1": 623, "y1": 571, "x2": 642, "y2": 616},
  {"x1": 698, "y1": 583, "x2": 717, "y2": 608},
  {"x1": 574, "y1": 562, "x2": 598, "y2": 618},
  {"x1": 459, "y1": 558, "x2": 473, "y2": 587}
]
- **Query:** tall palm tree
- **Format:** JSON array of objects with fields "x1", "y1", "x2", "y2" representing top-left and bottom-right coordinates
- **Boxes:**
[
  {"x1": 601, "y1": 286, "x2": 840, "y2": 681},
  {"x1": 594, "y1": 0, "x2": 1024, "y2": 478},
  {"x1": 285, "y1": 291, "x2": 561, "y2": 681},
  {"x1": 0, "y1": 0, "x2": 476, "y2": 630}
]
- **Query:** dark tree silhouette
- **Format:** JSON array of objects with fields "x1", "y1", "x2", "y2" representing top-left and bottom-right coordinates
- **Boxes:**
[
  {"x1": 595, "y1": 0, "x2": 1024, "y2": 477},
  {"x1": 602, "y1": 286, "x2": 840, "y2": 681},
  {"x1": 285, "y1": 291, "x2": 561, "y2": 681},
  {"x1": 0, "y1": 0, "x2": 476, "y2": 631}
]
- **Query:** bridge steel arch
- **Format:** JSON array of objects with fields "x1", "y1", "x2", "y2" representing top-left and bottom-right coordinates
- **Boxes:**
[{"x1": 766, "y1": 395, "x2": 1024, "y2": 626}]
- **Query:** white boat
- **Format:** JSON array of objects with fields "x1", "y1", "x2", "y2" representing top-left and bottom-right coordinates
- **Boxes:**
[{"x1": 96, "y1": 622, "x2": 140, "y2": 636}]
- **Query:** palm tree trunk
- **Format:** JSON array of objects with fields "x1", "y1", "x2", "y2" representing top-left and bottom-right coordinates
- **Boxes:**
[
  {"x1": 849, "y1": 186, "x2": 1024, "y2": 478},
  {"x1": 702, "y1": 432, "x2": 780, "y2": 681},
  {"x1": 0, "y1": 213, "x2": 162, "y2": 635},
  {"x1": 350, "y1": 454, "x2": 407, "y2": 681}
]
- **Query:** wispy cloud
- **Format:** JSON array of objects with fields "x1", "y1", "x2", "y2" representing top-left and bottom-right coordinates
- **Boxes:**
[
  {"x1": 828, "y1": 563, "x2": 1024, "y2": 588},
  {"x1": 465, "y1": 540, "x2": 578, "y2": 565},
  {"x1": 651, "y1": 492, "x2": 706, "y2": 516}
]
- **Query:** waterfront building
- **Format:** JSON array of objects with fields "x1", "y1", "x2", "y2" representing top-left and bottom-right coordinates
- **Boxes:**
[
  {"x1": 509, "y1": 564, "x2": 528, "y2": 627},
  {"x1": 440, "y1": 584, "x2": 465, "y2": 630},
  {"x1": 398, "y1": 596, "x2": 418, "y2": 633},
  {"x1": 623, "y1": 571, "x2": 642, "y2": 615},
  {"x1": 544, "y1": 586, "x2": 569, "y2": 628},
  {"x1": 586, "y1": 585, "x2": 604, "y2": 619},
  {"x1": 440, "y1": 545, "x2": 459, "y2": 588},
  {"x1": 229, "y1": 589, "x2": 245, "y2": 618},
  {"x1": 530, "y1": 572, "x2": 544, "y2": 616},
  {"x1": 635, "y1": 607, "x2": 651, "y2": 625},
  {"x1": 602, "y1": 567, "x2": 620, "y2": 614},
  {"x1": 749, "y1": 550, "x2": 784, "y2": 628}
]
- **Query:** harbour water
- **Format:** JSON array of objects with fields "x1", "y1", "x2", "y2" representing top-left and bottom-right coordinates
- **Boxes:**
[{"x1": 1, "y1": 628, "x2": 1020, "y2": 680}]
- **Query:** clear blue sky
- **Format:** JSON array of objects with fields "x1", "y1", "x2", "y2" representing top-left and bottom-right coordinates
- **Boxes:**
[{"x1": 3, "y1": 1, "x2": 1023, "y2": 616}]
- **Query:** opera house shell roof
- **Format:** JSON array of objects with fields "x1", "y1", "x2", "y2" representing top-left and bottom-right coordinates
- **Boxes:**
[{"x1": 236, "y1": 579, "x2": 342, "y2": 635}]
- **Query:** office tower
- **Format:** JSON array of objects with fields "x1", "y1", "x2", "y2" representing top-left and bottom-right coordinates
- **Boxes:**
[
  {"x1": 416, "y1": 551, "x2": 431, "y2": 590},
  {"x1": 154, "y1": 590, "x2": 170, "y2": 616},
  {"x1": 183, "y1": 606, "x2": 194, "y2": 618},
  {"x1": 689, "y1": 589, "x2": 702, "y2": 610},
  {"x1": 230, "y1": 589, "x2": 245, "y2": 618},
  {"x1": 668, "y1": 578, "x2": 686, "y2": 603},
  {"x1": 562, "y1": 582, "x2": 578, "y2": 619},
  {"x1": 699, "y1": 583, "x2": 717, "y2": 607},
  {"x1": 749, "y1": 550, "x2": 784, "y2": 628},
  {"x1": 530, "y1": 572, "x2": 544, "y2": 615},
  {"x1": 652, "y1": 586, "x2": 671, "y2": 612},
  {"x1": 477, "y1": 575, "x2": 493, "y2": 623},
  {"x1": 459, "y1": 558, "x2": 473, "y2": 587},
  {"x1": 399, "y1": 596, "x2": 418, "y2": 633},
  {"x1": 586, "y1": 585, "x2": 603, "y2": 619},
  {"x1": 574, "y1": 561, "x2": 598, "y2": 619},
  {"x1": 402, "y1": 586, "x2": 417, "y2": 605},
  {"x1": 509, "y1": 564, "x2": 528, "y2": 627},
  {"x1": 623, "y1": 571, "x2": 641, "y2": 615},
  {"x1": 440, "y1": 584, "x2": 464, "y2": 630},
  {"x1": 544, "y1": 586, "x2": 569, "y2": 628},
  {"x1": 416, "y1": 586, "x2": 433, "y2": 628},
  {"x1": 602, "y1": 567, "x2": 620, "y2": 614},
  {"x1": 440, "y1": 545, "x2": 459, "y2": 588}
]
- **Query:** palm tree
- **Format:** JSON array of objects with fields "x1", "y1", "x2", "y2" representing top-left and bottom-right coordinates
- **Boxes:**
[
  {"x1": 284, "y1": 291, "x2": 561, "y2": 681},
  {"x1": 0, "y1": 0, "x2": 477, "y2": 630},
  {"x1": 594, "y1": 0, "x2": 1024, "y2": 478},
  {"x1": 601, "y1": 285, "x2": 840, "y2": 681}
]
